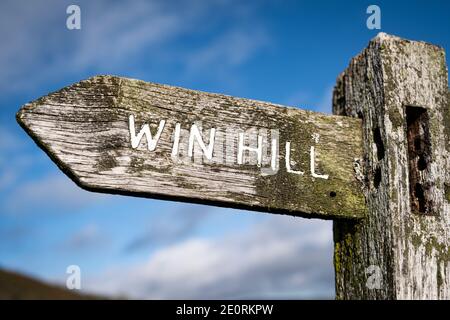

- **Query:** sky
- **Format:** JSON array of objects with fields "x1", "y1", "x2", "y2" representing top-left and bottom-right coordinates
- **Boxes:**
[{"x1": 0, "y1": 0, "x2": 449, "y2": 299}]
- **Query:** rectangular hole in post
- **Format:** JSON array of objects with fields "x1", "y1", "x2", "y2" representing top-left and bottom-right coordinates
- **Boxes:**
[{"x1": 405, "y1": 106, "x2": 432, "y2": 215}]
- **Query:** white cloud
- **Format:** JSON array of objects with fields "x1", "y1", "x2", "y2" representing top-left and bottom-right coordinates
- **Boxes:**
[
  {"x1": 123, "y1": 206, "x2": 211, "y2": 252},
  {"x1": 0, "y1": 170, "x2": 16, "y2": 190},
  {"x1": 0, "y1": 125, "x2": 42, "y2": 190},
  {"x1": 71, "y1": 1, "x2": 184, "y2": 70},
  {"x1": 86, "y1": 216, "x2": 334, "y2": 299},
  {"x1": 0, "y1": 126, "x2": 25, "y2": 152},
  {"x1": 186, "y1": 28, "x2": 269, "y2": 73},
  {"x1": 4, "y1": 173, "x2": 108, "y2": 214},
  {"x1": 61, "y1": 223, "x2": 109, "y2": 251},
  {"x1": 316, "y1": 85, "x2": 333, "y2": 114},
  {"x1": 0, "y1": 0, "x2": 63, "y2": 92},
  {"x1": 0, "y1": 0, "x2": 269, "y2": 93},
  {"x1": 285, "y1": 85, "x2": 333, "y2": 114}
]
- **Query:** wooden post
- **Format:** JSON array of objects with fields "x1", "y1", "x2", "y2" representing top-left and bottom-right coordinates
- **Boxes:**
[
  {"x1": 332, "y1": 33, "x2": 450, "y2": 299},
  {"x1": 16, "y1": 32, "x2": 449, "y2": 300}
]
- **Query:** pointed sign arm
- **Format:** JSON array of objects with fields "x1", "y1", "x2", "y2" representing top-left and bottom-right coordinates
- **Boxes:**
[{"x1": 17, "y1": 75, "x2": 365, "y2": 220}]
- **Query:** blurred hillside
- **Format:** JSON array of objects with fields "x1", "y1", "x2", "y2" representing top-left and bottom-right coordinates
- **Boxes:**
[{"x1": 0, "y1": 267, "x2": 102, "y2": 300}]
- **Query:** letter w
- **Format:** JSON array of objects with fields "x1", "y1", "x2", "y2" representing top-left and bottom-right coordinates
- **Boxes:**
[
  {"x1": 129, "y1": 115, "x2": 165, "y2": 151},
  {"x1": 262, "y1": 305, "x2": 273, "y2": 314}
]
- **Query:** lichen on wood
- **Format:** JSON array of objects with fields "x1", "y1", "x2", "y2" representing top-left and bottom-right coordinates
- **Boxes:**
[
  {"x1": 333, "y1": 33, "x2": 450, "y2": 299},
  {"x1": 16, "y1": 75, "x2": 365, "y2": 220}
]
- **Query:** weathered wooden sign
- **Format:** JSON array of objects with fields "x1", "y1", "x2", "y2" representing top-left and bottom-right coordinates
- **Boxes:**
[
  {"x1": 16, "y1": 33, "x2": 450, "y2": 300},
  {"x1": 16, "y1": 75, "x2": 365, "y2": 219}
]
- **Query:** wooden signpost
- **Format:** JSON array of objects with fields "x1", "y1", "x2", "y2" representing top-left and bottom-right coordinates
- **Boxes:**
[
  {"x1": 16, "y1": 75, "x2": 365, "y2": 220},
  {"x1": 17, "y1": 33, "x2": 449, "y2": 299}
]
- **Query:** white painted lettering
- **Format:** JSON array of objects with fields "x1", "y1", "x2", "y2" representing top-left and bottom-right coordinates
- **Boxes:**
[
  {"x1": 238, "y1": 133, "x2": 263, "y2": 166},
  {"x1": 129, "y1": 115, "x2": 165, "y2": 151},
  {"x1": 310, "y1": 146, "x2": 329, "y2": 179},
  {"x1": 285, "y1": 141, "x2": 304, "y2": 175},
  {"x1": 188, "y1": 124, "x2": 216, "y2": 160}
]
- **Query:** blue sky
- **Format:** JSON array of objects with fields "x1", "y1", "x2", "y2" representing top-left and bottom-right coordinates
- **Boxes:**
[{"x1": 0, "y1": 0, "x2": 449, "y2": 299}]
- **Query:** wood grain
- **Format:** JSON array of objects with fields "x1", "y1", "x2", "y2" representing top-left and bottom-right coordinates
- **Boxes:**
[
  {"x1": 17, "y1": 75, "x2": 365, "y2": 219},
  {"x1": 333, "y1": 33, "x2": 450, "y2": 299}
]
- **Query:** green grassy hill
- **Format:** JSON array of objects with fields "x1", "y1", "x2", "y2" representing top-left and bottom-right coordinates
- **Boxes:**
[{"x1": 0, "y1": 267, "x2": 103, "y2": 300}]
